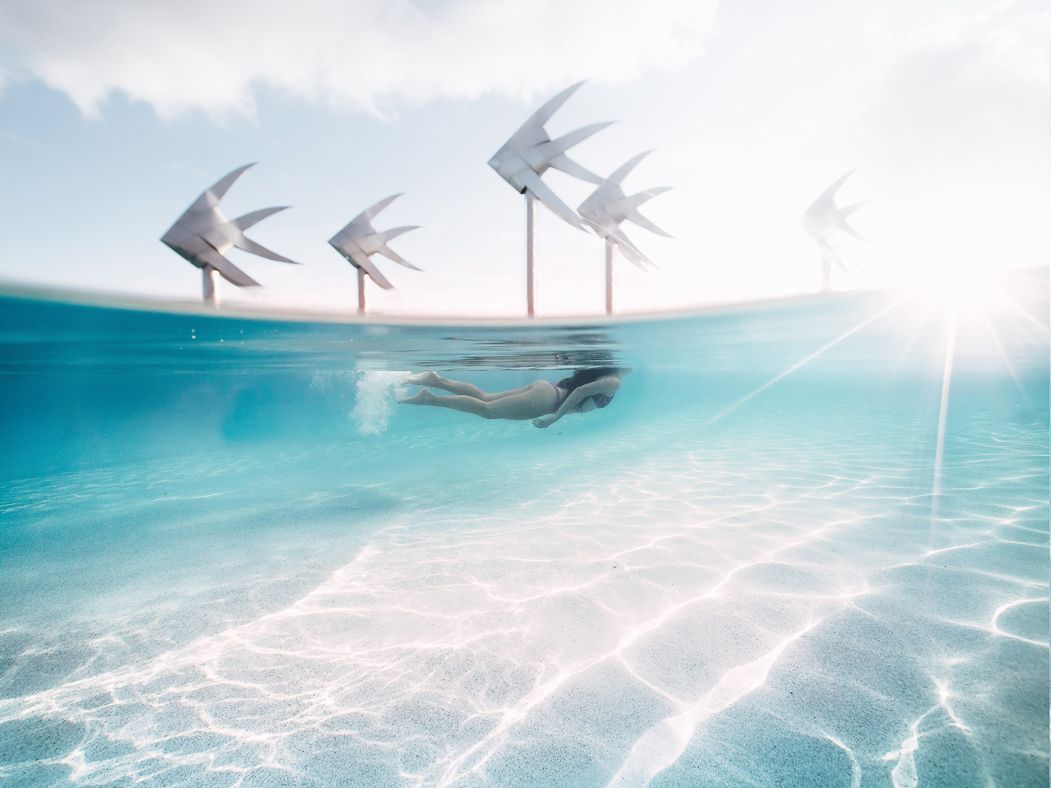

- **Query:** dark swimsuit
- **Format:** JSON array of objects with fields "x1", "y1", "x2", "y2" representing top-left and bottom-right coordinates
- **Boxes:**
[
  {"x1": 589, "y1": 393, "x2": 612, "y2": 409},
  {"x1": 550, "y1": 385, "x2": 611, "y2": 414},
  {"x1": 551, "y1": 385, "x2": 569, "y2": 413}
]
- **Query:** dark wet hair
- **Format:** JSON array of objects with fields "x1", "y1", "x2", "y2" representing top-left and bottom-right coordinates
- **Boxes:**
[{"x1": 556, "y1": 366, "x2": 625, "y2": 407}]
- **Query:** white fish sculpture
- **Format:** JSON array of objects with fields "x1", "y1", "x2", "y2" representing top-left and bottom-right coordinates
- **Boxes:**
[
  {"x1": 329, "y1": 194, "x2": 420, "y2": 314},
  {"x1": 161, "y1": 163, "x2": 298, "y2": 305}
]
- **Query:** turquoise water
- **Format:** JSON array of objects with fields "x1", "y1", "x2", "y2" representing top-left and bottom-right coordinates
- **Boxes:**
[{"x1": 0, "y1": 270, "x2": 1047, "y2": 787}]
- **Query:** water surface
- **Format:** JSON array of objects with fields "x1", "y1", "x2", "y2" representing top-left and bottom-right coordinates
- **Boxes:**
[{"x1": 0, "y1": 271, "x2": 1047, "y2": 786}]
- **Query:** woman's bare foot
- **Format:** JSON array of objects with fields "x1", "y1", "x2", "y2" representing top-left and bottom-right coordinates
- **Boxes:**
[
  {"x1": 399, "y1": 388, "x2": 437, "y2": 405},
  {"x1": 405, "y1": 371, "x2": 441, "y2": 387}
]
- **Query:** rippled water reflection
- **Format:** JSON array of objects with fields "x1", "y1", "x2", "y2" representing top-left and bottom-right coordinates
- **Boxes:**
[{"x1": 0, "y1": 271, "x2": 1047, "y2": 786}]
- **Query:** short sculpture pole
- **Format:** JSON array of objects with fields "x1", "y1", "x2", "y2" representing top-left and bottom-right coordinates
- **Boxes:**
[
  {"x1": 526, "y1": 194, "x2": 536, "y2": 318},
  {"x1": 357, "y1": 268, "x2": 367, "y2": 314},
  {"x1": 605, "y1": 239, "x2": 614, "y2": 314},
  {"x1": 202, "y1": 266, "x2": 220, "y2": 306}
]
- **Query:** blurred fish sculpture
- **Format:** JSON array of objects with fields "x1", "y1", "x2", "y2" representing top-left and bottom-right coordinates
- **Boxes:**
[
  {"x1": 802, "y1": 169, "x2": 867, "y2": 292},
  {"x1": 578, "y1": 150, "x2": 672, "y2": 314},
  {"x1": 329, "y1": 194, "x2": 421, "y2": 315},
  {"x1": 488, "y1": 82, "x2": 612, "y2": 317},
  {"x1": 161, "y1": 163, "x2": 299, "y2": 306}
]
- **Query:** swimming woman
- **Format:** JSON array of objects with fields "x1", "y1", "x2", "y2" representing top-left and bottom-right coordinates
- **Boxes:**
[{"x1": 399, "y1": 367, "x2": 624, "y2": 428}]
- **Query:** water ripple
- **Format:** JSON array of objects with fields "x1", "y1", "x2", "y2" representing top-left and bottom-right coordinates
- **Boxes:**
[{"x1": 0, "y1": 411, "x2": 1046, "y2": 786}]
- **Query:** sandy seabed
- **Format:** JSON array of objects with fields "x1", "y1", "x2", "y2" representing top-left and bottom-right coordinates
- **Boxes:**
[{"x1": 0, "y1": 408, "x2": 1047, "y2": 787}]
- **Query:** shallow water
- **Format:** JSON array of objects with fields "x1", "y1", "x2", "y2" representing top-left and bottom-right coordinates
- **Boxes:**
[{"x1": 0, "y1": 270, "x2": 1047, "y2": 787}]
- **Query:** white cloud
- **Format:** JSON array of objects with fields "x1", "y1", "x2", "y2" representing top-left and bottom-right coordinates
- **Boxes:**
[
  {"x1": 0, "y1": 0, "x2": 716, "y2": 118},
  {"x1": 0, "y1": 0, "x2": 1045, "y2": 314}
]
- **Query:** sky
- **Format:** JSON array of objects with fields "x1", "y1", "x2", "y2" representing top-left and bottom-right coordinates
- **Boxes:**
[{"x1": 0, "y1": 0, "x2": 1046, "y2": 317}]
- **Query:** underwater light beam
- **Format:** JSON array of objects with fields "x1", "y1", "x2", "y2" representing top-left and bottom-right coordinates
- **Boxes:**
[
  {"x1": 993, "y1": 289, "x2": 1049, "y2": 335},
  {"x1": 702, "y1": 293, "x2": 916, "y2": 429},
  {"x1": 928, "y1": 310, "x2": 958, "y2": 538},
  {"x1": 975, "y1": 304, "x2": 1027, "y2": 400},
  {"x1": 889, "y1": 301, "x2": 941, "y2": 379}
]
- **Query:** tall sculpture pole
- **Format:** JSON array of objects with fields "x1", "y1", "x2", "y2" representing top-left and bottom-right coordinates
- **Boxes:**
[
  {"x1": 526, "y1": 195, "x2": 536, "y2": 316},
  {"x1": 604, "y1": 239, "x2": 614, "y2": 314},
  {"x1": 161, "y1": 163, "x2": 299, "y2": 305},
  {"x1": 578, "y1": 151, "x2": 672, "y2": 315},
  {"x1": 328, "y1": 194, "x2": 421, "y2": 316},
  {"x1": 488, "y1": 82, "x2": 612, "y2": 317}
]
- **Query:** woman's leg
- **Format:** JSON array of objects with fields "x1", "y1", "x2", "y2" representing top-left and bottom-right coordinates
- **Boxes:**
[
  {"x1": 406, "y1": 371, "x2": 540, "y2": 402},
  {"x1": 399, "y1": 389, "x2": 490, "y2": 417},
  {"x1": 401, "y1": 382, "x2": 557, "y2": 420}
]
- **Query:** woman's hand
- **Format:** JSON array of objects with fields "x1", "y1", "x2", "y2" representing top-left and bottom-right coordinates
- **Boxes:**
[{"x1": 532, "y1": 414, "x2": 557, "y2": 429}]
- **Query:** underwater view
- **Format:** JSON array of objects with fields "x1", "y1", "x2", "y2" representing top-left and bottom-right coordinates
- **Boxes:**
[{"x1": 0, "y1": 269, "x2": 1047, "y2": 787}]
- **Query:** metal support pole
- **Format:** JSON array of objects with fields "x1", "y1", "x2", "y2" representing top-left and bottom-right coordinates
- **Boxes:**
[
  {"x1": 605, "y1": 240, "x2": 614, "y2": 315},
  {"x1": 526, "y1": 194, "x2": 536, "y2": 318},
  {"x1": 202, "y1": 266, "x2": 219, "y2": 306},
  {"x1": 821, "y1": 256, "x2": 831, "y2": 292},
  {"x1": 357, "y1": 268, "x2": 367, "y2": 315}
]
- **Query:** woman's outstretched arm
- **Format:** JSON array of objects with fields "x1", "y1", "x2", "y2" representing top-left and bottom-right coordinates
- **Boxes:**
[{"x1": 532, "y1": 378, "x2": 619, "y2": 428}]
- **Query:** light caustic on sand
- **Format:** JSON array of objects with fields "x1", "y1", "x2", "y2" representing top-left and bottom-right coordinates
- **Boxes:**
[{"x1": 0, "y1": 414, "x2": 1047, "y2": 787}]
